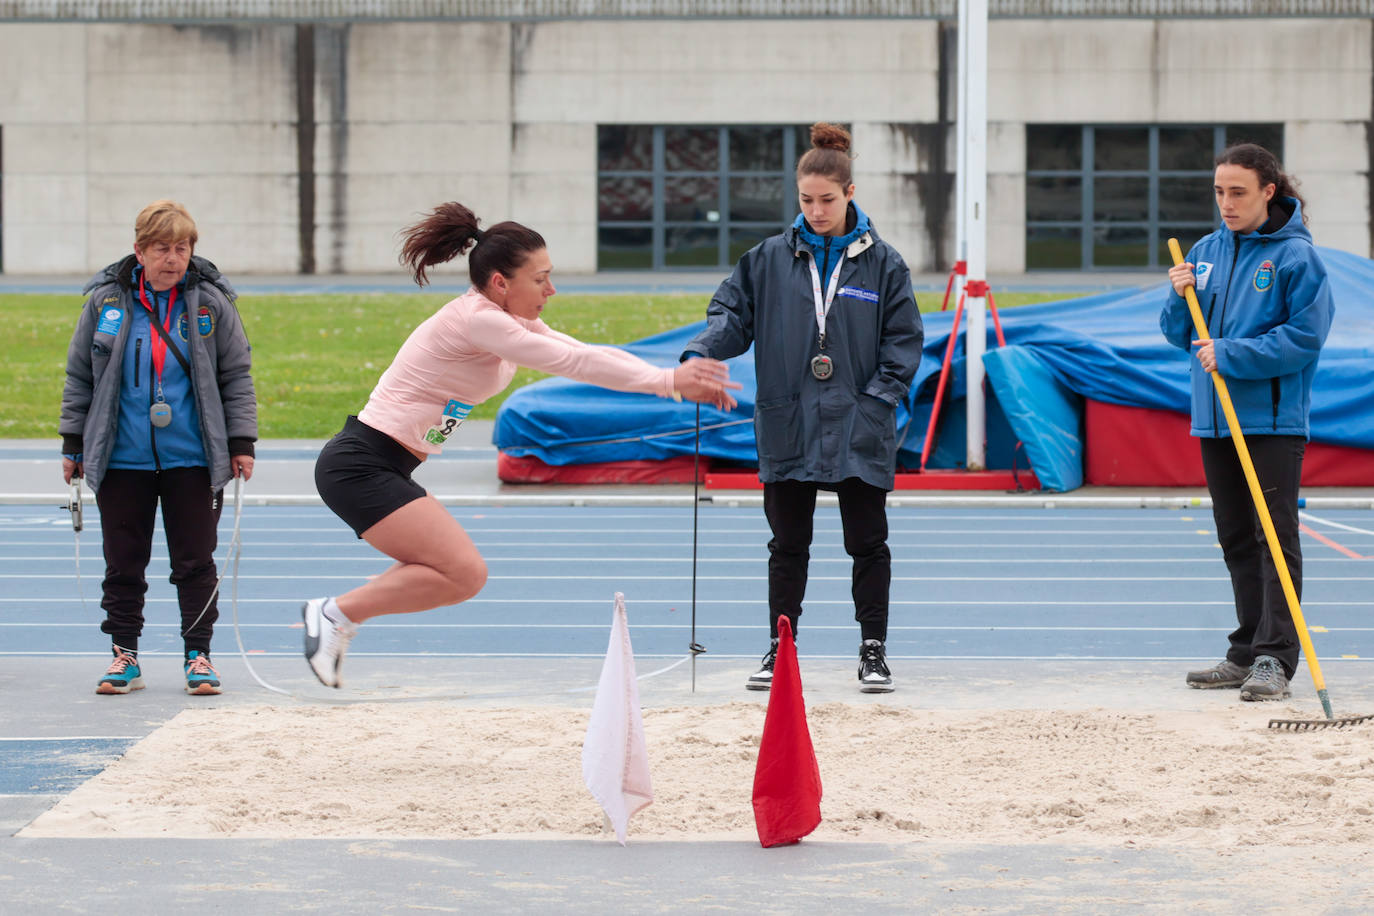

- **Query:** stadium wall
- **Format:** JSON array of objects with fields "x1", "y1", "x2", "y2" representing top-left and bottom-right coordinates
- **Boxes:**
[{"x1": 0, "y1": 13, "x2": 1368, "y2": 274}]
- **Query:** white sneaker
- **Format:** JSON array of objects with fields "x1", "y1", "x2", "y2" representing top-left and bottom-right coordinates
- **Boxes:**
[{"x1": 302, "y1": 598, "x2": 355, "y2": 688}]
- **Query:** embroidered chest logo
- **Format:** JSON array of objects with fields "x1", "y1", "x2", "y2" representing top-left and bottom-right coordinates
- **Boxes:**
[
  {"x1": 1253, "y1": 260, "x2": 1275, "y2": 293},
  {"x1": 96, "y1": 307, "x2": 123, "y2": 336},
  {"x1": 177, "y1": 313, "x2": 191, "y2": 341},
  {"x1": 836, "y1": 286, "x2": 879, "y2": 303},
  {"x1": 197, "y1": 306, "x2": 215, "y2": 337}
]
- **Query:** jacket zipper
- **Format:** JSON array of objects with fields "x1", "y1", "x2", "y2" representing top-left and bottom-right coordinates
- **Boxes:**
[
  {"x1": 134, "y1": 337, "x2": 143, "y2": 388},
  {"x1": 1211, "y1": 235, "x2": 1242, "y2": 436}
]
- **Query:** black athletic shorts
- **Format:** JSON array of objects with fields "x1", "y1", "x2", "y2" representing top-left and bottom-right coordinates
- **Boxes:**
[{"x1": 315, "y1": 416, "x2": 426, "y2": 537}]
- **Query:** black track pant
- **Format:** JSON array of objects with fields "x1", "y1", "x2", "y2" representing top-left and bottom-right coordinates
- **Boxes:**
[
  {"x1": 1199, "y1": 435, "x2": 1305, "y2": 678},
  {"x1": 96, "y1": 467, "x2": 223, "y2": 655},
  {"x1": 762, "y1": 478, "x2": 891, "y2": 643}
]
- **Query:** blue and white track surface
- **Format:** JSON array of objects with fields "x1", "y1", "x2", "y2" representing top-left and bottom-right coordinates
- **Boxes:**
[
  {"x1": 4, "y1": 501, "x2": 1374, "y2": 664},
  {"x1": 4, "y1": 498, "x2": 1374, "y2": 912}
]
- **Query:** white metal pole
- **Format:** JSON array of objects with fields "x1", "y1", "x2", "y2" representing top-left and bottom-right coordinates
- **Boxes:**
[
  {"x1": 954, "y1": 0, "x2": 968, "y2": 277},
  {"x1": 962, "y1": 0, "x2": 988, "y2": 471}
]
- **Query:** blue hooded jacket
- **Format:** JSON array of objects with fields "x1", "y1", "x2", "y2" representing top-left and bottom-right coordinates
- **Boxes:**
[
  {"x1": 1160, "y1": 197, "x2": 1333, "y2": 439},
  {"x1": 108, "y1": 265, "x2": 207, "y2": 470}
]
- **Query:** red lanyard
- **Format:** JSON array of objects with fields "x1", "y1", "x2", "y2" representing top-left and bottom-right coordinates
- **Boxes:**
[{"x1": 138, "y1": 279, "x2": 178, "y2": 388}]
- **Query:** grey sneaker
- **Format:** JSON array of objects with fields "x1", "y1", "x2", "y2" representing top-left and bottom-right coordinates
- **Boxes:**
[
  {"x1": 746, "y1": 640, "x2": 778, "y2": 691},
  {"x1": 1240, "y1": 655, "x2": 1291, "y2": 701},
  {"x1": 858, "y1": 640, "x2": 894, "y2": 694},
  {"x1": 1185, "y1": 659, "x2": 1250, "y2": 689}
]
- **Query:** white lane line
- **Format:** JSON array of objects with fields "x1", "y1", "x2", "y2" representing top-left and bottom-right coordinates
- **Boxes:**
[
  {"x1": 1300, "y1": 511, "x2": 1374, "y2": 537},
  {"x1": 5, "y1": 651, "x2": 1370, "y2": 662},
  {"x1": 0, "y1": 736, "x2": 141, "y2": 742}
]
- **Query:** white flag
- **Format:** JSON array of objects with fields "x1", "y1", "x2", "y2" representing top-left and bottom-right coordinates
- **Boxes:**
[{"x1": 582, "y1": 592, "x2": 653, "y2": 844}]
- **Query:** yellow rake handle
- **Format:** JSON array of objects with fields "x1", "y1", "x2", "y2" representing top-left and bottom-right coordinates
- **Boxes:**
[{"x1": 1167, "y1": 238, "x2": 1332, "y2": 718}]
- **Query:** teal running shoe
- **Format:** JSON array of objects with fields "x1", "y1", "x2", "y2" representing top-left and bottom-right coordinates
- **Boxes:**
[
  {"x1": 184, "y1": 650, "x2": 222, "y2": 696},
  {"x1": 96, "y1": 647, "x2": 144, "y2": 695}
]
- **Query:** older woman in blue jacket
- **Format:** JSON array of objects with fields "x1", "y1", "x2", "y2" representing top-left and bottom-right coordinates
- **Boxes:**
[
  {"x1": 683, "y1": 123, "x2": 923, "y2": 693},
  {"x1": 1161, "y1": 143, "x2": 1333, "y2": 702},
  {"x1": 61, "y1": 200, "x2": 257, "y2": 697}
]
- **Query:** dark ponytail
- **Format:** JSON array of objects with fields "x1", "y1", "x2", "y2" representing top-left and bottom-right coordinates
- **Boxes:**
[
  {"x1": 1215, "y1": 143, "x2": 1307, "y2": 224},
  {"x1": 399, "y1": 202, "x2": 547, "y2": 287},
  {"x1": 796, "y1": 122, "x2": 855, "y2": 187}
]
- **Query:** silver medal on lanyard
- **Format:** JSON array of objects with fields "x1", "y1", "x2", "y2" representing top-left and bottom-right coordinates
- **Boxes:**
[
  {"x1": 809, "y1": 252, "x2": 844, "y2": 381},
  {"x1": 141, "y1": 281, "x2": 176, "y2": 428}
]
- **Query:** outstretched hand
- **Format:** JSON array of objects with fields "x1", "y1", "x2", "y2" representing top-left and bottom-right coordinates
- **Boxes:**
[{"x1": 674, "y1": 358, "x2": 742, "y2": 411}]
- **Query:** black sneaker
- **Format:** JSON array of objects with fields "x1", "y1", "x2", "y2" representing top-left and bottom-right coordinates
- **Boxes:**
[
  {"x1": 858, "y1": 639, "x2": 894, "y2": 693},
  {"x1": 746, "y1": 640, "x2": 779, "y2": 691},
  {"x1": 1239, "y1": 655, "x2": 1291, "y2": 701},
  {"x1": 1185, "y1": 659, "x2": 1250, "y2": 689}
]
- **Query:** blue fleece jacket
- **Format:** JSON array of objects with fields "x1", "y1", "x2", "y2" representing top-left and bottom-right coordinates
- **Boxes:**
[
  {"x1": 108, "y1": 266, "x2": 207, "y2": 469},
  {"x1": 1160, "y1": 197, "x2": 1333, "y2": 439}
]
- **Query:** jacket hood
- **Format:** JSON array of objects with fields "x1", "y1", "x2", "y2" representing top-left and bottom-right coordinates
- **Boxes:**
[
  {"x1": 1233, "y1": 196, "x2": 1311, "y2": 245},
  {"x1": 789, "y1": 202, "x2": 874, "y2": 251},
  {"x1": 83, "y1": 254, "x2": 237, "y2": 302}
]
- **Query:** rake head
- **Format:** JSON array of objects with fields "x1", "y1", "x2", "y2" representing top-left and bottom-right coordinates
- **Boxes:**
[{"x1": 1268, "y1": 713, "x2": 1374, "y2": 731}]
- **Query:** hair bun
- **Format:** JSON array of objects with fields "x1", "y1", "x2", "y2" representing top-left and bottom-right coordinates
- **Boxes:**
[{"x1": 810, "y1": 122, "x2": 852, "y2": 153}]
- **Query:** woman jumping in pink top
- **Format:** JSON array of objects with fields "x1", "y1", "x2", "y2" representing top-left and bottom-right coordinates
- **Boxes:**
[{"x1": 303, "y1": 202, "x2": 740, "y2": 687}]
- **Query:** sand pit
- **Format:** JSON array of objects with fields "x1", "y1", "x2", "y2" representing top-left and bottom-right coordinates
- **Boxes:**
[{"x1": 21, "y1": 701, "x2": 1374, "y2": 846}]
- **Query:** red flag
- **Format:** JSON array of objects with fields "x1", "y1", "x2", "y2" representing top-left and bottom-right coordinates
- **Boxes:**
[{"x1": 751, "y1": 616, "x2": 822, "y2": 847}]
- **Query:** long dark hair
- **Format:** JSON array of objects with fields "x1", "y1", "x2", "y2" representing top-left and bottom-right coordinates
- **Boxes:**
[
  {"x1": 796, "y1": 122, "x2": 854, "y2": 187},
  {"x1": 398, "y1": 202, "x2": 546, "y2": 287},
  {"x1": 1215, "y1": 143, "x2": 1307, "y2": 224}
]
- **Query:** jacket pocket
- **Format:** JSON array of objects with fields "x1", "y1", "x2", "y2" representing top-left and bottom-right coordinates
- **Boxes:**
[
  {"x1": 90, "y1": 341, "x2": 112, "y2": 380},
  {"x1": 850, "y1": 393, "x2": 895, "y2": 456},
  {"x1": 754, "y1": 393, "x2": 805, "y2": 463}
]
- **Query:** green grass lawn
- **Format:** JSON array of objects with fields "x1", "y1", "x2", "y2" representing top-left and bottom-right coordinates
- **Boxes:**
[{"x1": 3, "y1": 289, "x2": 1076, "y2": 439}]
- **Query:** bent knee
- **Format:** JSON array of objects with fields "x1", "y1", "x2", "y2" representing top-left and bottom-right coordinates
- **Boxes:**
[{"x1": 445, "y1": 557, "x2": 488, "y2": 603}]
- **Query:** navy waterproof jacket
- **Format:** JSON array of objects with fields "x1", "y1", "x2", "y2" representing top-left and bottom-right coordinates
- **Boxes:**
[
  {"x1": 1161, "y1": 197, "x2": 1334, "y2": 440},
  {"x1": 682, "y1": 206, "x2": 923, "y2": 489}
]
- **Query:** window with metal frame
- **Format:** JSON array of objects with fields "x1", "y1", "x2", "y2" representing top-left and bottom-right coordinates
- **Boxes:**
[
  {"x1": 597, "y1": 124, "x2": 813, "y2": 270},
  {"x1": 1026, "y1": 123, "x2": 1284, "y2": 270}
]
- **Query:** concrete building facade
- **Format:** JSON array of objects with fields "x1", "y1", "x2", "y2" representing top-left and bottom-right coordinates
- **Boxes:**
[{"x1": 0, "y1": 1, "x2": 1370, "y2": 275}]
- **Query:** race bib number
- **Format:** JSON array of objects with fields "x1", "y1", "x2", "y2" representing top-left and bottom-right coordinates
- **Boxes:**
[{"x1": 423, "y1": 399, "x2": 473, "y2": 446}]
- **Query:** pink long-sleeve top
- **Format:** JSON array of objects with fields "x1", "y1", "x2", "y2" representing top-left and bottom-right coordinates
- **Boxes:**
[{"x1": 357, "y1": 288, "x2": 678, "y2": 455}]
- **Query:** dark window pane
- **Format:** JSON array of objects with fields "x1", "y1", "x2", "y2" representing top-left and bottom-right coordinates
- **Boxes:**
[
  {"x1": 729, "y1": 227, "x2": 774, "y2": 261},
  {"x1": 1026, "y1": 226, "x2": 1081, "y2": 269},
  {"x1": 1225, "y1": 123, "x2": 1283, "y2": 158},
  {"x1": 665, "y1": 127, "x2": 719, "y2": 171},
  {"x1": 598, "y1": 226, "x2": 653, "y2": 270},
  {"x1": 1158, "y1": 127, "x2": 1214, "y2": 171},
  {"x1": 1026, "y1": 176, "x2": 1082, "y2": 222},
  {"x1": 1094, "y1": 128, "x2": 1148, "y2": 171},
  {"x1": 598, "y1": 176, "x2": 652, "y2": 222},
  {"x1": 1027, "y1": 125, "x2": 1081, "y2": 171},
  {"x1": 729, "y1": 127, "x2": 783, "y2": 172},
  {"x1": 598, "y1": 126, "x2": 653, "y2": 172},
  {"x1": 1092, "y1": 225, "x2": 1150, "y2": 267},
  {"x1": 1158, "y1": 177, "x2": 1215, "y2": 223},
  {"x1": 793, "y1": 125, "x2": 813, "y2": 168},
  {"x1": 1093, "y1": 177, "x2": 1149, "y2": 221},
  {"x1": 729, "y1": 176, "x2": 783, "y2": 221},
  {"x1": 665, "y1": 226, "x2": 720, "y2": 267},
  {"x1": 664, "y1": 176, "x2": 719, "y2": 222},
  {"x1": 1159, "y1": 227, "x2": 1209, "y2": 266}
]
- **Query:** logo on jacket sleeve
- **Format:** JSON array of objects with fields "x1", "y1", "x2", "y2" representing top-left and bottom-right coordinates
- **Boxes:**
[{"x1": 1253, "y1": 260, "x2": 1275, "y2": 292}]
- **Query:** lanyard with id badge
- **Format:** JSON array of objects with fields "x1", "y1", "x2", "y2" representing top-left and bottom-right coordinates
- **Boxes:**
[
  {"x1": 807, "y1": 251, "x2": 845, "y2": 380},
  {"x1": 137, "y1": 280, "x2": 187, "y2": 428}
]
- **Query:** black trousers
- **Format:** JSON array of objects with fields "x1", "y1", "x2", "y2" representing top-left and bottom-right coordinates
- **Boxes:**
[
  {"x1": 1199, "y1": 435, "x2": 1305, "y2": 678},
  {"x1": 762, "y1": 478, "x2": 891, "y2": 643},
  {"x1": 96, "y1": 467, "x2": 223, "y2": 655}
]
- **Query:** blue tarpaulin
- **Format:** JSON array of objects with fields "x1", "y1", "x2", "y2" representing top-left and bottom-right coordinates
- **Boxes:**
[{"x1": 495, "y1": 248, "x2": 1374, "y2": 491}]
